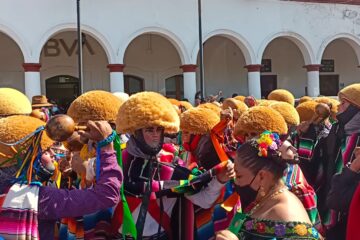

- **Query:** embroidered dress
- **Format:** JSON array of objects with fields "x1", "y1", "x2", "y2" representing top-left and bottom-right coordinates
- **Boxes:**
[{"x1": 237, "y1": 217, "x2": 320, "y2": 240}]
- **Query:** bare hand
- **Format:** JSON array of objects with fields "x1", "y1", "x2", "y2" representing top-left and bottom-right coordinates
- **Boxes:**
[
  {"x1": 78, "y1": 121, "x2": 113, "y2": 142},
  {"x1": 297, "y1": 121, "x2": 310, "y2": 135},
  {"x1": 220, "y1": 107, "x2": 233, "y2": 122},
  {"x1": 215, "y1": 230, "x2": 238, "y2": 240},
  {"x1": 70, "y1": 151, "x2": 87, "y2": 175},
  {"x1": 216, "y1": 160, "x2": 235, "y2": 184}
]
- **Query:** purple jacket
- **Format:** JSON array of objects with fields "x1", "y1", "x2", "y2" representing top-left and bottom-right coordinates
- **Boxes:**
[{"x1": 38, "y1": 150, "x2": 122, "y2": 239}]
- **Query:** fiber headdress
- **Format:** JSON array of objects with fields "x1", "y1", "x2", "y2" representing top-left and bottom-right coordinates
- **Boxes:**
[
  {"x1": 0, "y1": 88, "x2": 32, "y2": 117},
  {"x1": 116, "y1": 91, "x2": 180, "y2": 134},
  {"x1": 67, "y1": 90, "x2": 123, "y2": 124}
]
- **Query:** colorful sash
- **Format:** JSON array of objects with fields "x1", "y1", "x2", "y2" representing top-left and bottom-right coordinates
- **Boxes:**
[
  {"x1": 284, "y1": 164, "x2": 323, "y2": 234},
  {"x1": 0, "y1": 183, "x2": 40, "y2": 240}
]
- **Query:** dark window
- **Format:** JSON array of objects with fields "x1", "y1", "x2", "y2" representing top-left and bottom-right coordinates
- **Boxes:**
[
  {"x1": 45, "y1": 75, "x2": 79, "y2": 110},
  {"x1": 320, "y1": 59, "x2": 335, "y2": 72},
  {"x1": 165, "y1": 75, "x2": 184, "y2": 100},
  {"x1": 261, "y1": 59, "x2": 272, "y2": 73},
  {"x1": 124, "y1": 75, "x2": 144, "y2": 95}
]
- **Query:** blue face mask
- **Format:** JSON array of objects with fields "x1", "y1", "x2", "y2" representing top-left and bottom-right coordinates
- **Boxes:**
[{"x1": 54, "y1": 153, "x2": 66, "y2": 161}]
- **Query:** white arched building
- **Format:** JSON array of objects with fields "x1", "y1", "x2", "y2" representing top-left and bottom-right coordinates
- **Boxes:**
[{"x1": 1, "y1": 0, "x2": 360, "y2": 106}]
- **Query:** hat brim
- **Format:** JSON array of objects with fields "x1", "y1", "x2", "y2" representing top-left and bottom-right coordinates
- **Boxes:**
[{"x1": 32, "y1": 103, "x2": 53, "y2": 107}]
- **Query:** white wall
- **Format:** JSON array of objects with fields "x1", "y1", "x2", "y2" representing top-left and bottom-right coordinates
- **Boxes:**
[
  {"x1": 124, "y1": 34, "x2": 182, "y2": 95},
  {"x1": 262, "y1": 38, "x2": 307, "y2": 97},
  {"x1": 40, "y1": 31, "x2": 109, "y2": 94},
  {"x1": 321, "y1": 39, "x2": 360, "y2": 89},
  {"x1": 0, "y1": 0, "x2": 360, "y2": 97},
  {"x1": 197, "y1": 36, "x2": 248, "y2": 98}
]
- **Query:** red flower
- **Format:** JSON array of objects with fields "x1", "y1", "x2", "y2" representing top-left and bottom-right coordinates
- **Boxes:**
[{"x1": 256, "y1": 222, "x2": 266, "y2": 233}]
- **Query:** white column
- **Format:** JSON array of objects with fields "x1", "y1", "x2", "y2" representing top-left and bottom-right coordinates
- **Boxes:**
[
  {"x1": 110, "y1": 72, "x2": 124, "y2": 92},
  {"x1": 107, "y1": 64, "x2": 125, "y2": 93},
  {"x1": 23, "y1": 63, "x2": 41, "y2": 99},
  {"x1": 181, "y1": 65, "x2": 197, "y2": 104},
  {"x1": 304, "y1": 65, "x2": 321, "y2": 97},
  {"x1": 245, "y1": 65, "x2": 261, "y2": 99}
]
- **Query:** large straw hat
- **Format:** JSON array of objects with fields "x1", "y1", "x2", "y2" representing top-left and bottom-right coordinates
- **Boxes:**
[
  {"x1": 338, "y1": 83, "x2": 360, "y2": 108},
  {"x1": 197, "y1": 102, "x2": 221, "y2": 115},
  {"x1": 234, "y1": 106, "x2": 288, "y2": 137},
  {"x1": 257, "y1": 99, "x2": 278, "y2": 107},
  {"x1": 180, "y1": 107, "x2": 220, "y2": 135},
  {"x1": 299, "y1": 96, "x2": 313, "y2": 105},
  {"x1": 315, "y1": 97, "x2": 340, "y2": 116},
  {"x1": 179, "y1": 101, "x2": 193, "y2": 111},
  {"x1": 296, "y1": 101, "x2": 318, "y2": 122},
  {"x1": 269, "y1": 102, "x2": 300, "y2": 126},
  {"x1": 31, "y1": 95, "x2": 53, "y2": 108},
  {"x1": 113, "y1": 92, "x2": 129, "y2": 103},
  {"x1": 234, "y1": 95, "x2": 246, "y2": 102},
  {"x1": 268, "y1": 89, "x2": 295, "y2": 106},
  {"x1": 222, "y1": 98, "x2": 248, "y2": 117},
  {"x1": 116, "y1": 92, "x2": 180, "y2": 134},
  {"x1": 67, "y1": 90, "x2": 123, "y2": 124},
  {"x1": 0, "y1": 115, "x2": 54, "y2": 167},
  {"x1": 0, "y1": 88, "x2": 32, "y2": 117}
]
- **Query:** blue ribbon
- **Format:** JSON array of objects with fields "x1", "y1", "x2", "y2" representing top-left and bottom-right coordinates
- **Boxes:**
[{"x1": 95, "y1": 130, "x2": 116, "y2": 182}]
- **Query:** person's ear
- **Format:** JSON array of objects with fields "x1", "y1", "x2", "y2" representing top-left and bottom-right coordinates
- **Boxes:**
[{"x1": 257, "y1": 169, "x2": 273, "y2": 187}]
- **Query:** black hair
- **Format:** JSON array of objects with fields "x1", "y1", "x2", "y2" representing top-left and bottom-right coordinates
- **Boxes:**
[
  {"x1": 236, "y1": 140, "x2": 296, "y2": 179},
  {"x1": 232, "y1": 93, "x2": 239, "y2": 98},
  {"x1": 219, "y1": 97, "x2": 225, "y2": 103}
]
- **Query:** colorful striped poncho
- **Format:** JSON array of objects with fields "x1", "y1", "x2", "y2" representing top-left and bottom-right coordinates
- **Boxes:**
[
  {"x1": 323, "y1": 133, "x2": 360, "y2": 229},
  {"x1": 0, "y1": 183, "x2": 40, "y2": 240},
  {"x1": 284, "y1": 164, "x2": 323, "y2": 233}
]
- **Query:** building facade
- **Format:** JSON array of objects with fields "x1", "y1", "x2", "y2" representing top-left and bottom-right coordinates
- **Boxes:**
[{"x1": 0, "y1": 0, "x2": 360, "y2": 106}]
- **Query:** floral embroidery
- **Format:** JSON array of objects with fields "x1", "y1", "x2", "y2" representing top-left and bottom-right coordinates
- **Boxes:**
[
  {"x1": 256, "y1": 222, "x2": 266, "y2": 233},
  {"x1": 241, "y1": 218, "x2": 319, "y2": 239},
  {"x1": 274, "y1": 224, "x2": 286, "y2": 236},
  {"x1": 245, "y1": 220, "x2": 254, "y2": 231},
  {"x1": 309, "y1": 227, "x2": 319, "y2": 238},
  {"x1": 294, "y1": 224, "x2": 308, "y2": 236}
]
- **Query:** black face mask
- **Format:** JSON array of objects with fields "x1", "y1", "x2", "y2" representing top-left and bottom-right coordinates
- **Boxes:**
[
  {"x1": 235, "y1": 173, "x2": 259, "y2": 211},
  {"x1": 337, "y1": 104, "x2": 360, "y2": 127}
]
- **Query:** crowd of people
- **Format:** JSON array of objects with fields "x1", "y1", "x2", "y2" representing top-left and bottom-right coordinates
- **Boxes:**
[{"x1": 0, "y1": 84, "x2": 359, "y2": 240}]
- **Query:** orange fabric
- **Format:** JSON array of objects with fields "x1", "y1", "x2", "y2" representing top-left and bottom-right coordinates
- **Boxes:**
[
  {"x1": 221, "y1": 192, "x2": 240, "y2": 212},
  {"x1": 210, "y1": 120, "x2": 230, "y2": 162}
]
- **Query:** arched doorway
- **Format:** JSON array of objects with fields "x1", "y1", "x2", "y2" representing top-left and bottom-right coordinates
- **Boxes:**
[
  {"x1": 46, "y1": 75, "x2": 80, "y2": 110},
  {"x1": 320, "y1": 39, "x2": 360, "y2": 95},
  {"x1": 0, "y1": 32, "x2": 25, "y2": 91},
  {"x1": 261, "y1": 37, "x2": 308, "y2": 98},
  {"x1": 123, "y1": 33, "x2": 182, "y2": 94},
  {"x1": 40, "y1": 31, "x2": 110, "y2": 99},
  {"x1": 198, "y1": 36, "x2": 247, "y2": 98},
  {"x1": 165, "y1": 75, "x2": 184, "y2": 99},
  {"x1": 124, "y1": 75, "x2": 144, "y2": 95}
]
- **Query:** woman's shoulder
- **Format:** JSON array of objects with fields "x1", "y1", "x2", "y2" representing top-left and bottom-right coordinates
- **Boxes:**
[{"x1": 266, "y1": 190, "x2": 311, "y2": 223}]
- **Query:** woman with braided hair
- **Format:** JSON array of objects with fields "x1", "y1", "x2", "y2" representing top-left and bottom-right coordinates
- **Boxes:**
[{"x1": 216, "y1": 131, "x2": 321, "y2": 240}]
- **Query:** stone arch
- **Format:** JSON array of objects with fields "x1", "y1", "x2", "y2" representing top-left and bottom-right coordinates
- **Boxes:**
[
  {"x1": 191, "y1": 29, "x2": 255, "y2": 65},
  {"x1": 34, "y1": 23, "x2": 115, "y2": 63},
  {"x1": 258, "y1": 31, "x2": 315, "y2": 65},
  {"x1": 0, "y1": 23, "x2": 28, "y2": 62},
  {"x1": 119, "y1": 26, "x2": 189, "y2": 64},
  {"x1": 317, "y1": 33, "x2": 360, "y2": 65}
]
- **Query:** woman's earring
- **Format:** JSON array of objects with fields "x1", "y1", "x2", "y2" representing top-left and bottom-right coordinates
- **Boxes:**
[{"x1": 259, "y1": 186, "x2": 266, "y2": 198}]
